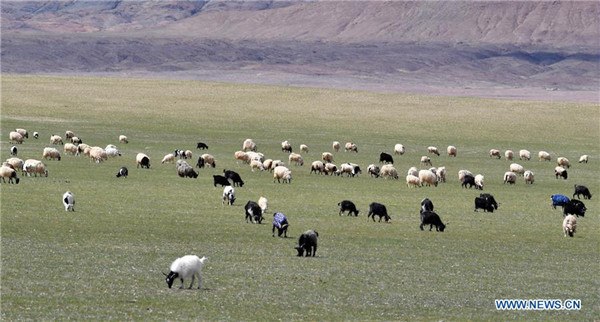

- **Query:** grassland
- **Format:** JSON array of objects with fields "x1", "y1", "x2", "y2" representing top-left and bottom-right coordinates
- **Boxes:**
[{"x1": 1, "y1": 75, "x2": 598, "y2": 320}]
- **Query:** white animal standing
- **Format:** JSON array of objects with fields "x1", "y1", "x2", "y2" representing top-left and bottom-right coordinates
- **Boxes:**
[
  {"x1": 62, "y1": 191, "x2": 75, "y2": 212},
  {"x1": 164, "y1": 255, "x2": 207, "y2": 289}
]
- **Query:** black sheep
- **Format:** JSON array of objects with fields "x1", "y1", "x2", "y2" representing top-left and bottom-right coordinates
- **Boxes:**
[
  {"x1": 295, "y1": 230, "x2": 318, "y2": 257},
  {"x1": 196, "y1": 142, "x2": 209, "y2": 150},
  {"x1": 563, "y1": 199, "x2": 586, "y2": 217},
  {"x1": 213, "y1": 175, "x2": 230, "y2": 187},
  {"x1": 338, "y1": 200, "x2": 359, "y2": 216},
  {"x1": 420, "y1": 198, "x2": 434, "y2": 213},
  {"x1": 379, "y1": 152, "x2": 394, "y2": 164},
  {"x1": 461, "y1": 174, "x2": 476, "y2": 189},
  {"x1": 367, "y1": 202, "x2": 391, "y2": 222},
  {"x1": 474, "y1": 193, "x2": 498, "y2": 213},
  {"x1": 224, "y1": 169, "x2": 245, "y2": 187},
  {"x1": 420, "y1": 211, "x2": 446, "y2": 232},
  {"x1": 573, "y1": 185, "x2": 592, "y2": 200}
]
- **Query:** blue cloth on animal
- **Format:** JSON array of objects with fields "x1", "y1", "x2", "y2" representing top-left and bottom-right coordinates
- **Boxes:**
[
  {"x1": 552, "y1": 194, "x2": 570, "y2": 205},
  {"x1": 273, "y1": 212, "x2": 287, "y2": 228}
]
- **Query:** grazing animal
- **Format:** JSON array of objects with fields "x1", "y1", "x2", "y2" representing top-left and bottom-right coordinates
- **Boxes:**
[
  {"x1": 554, "y1": 166, "x2": 568, "y2": 180},
  {"x1": 489, "y1": 149, "x2": 501, "y2": 159},
  {"x1": 509, "y1": 163, "x2": 524, "y2": 176},
  {"x1": 295, "y1": 230, "x2": 319, "y2": 257},
  {"x1": 64, "y1": 143, "x2": 79, "y2": 156},
  {"x1": 223, "y1": 169, "x2": 245, "y2": 187},
  {"x1": 105, "y1": 145, "x2": 121, "y2": 158},
  {"x1": 288, "y1": 153, "x2": 304, "y2": 166},
  {"x1": 322, "y1": 152, "x2": 334, "y2": 163},
  {"x1": 332, "y1": 141, "x2": 341, "y2": 152},
  {"x1": 273, "y1": 166, "x2": 292, "y2": 183},
  {"x1": 196, "y1": 155, "x2": 205, "y2": 168},
  {"x1": 42, "y1": 147, "x2": 61, "y2": 161},
  {"x1": 62, "y1": 191, "x2": 75, "y2": 212},
  {"x1": 573, "y1": 185, "x2": 592, "y2": 200},
  {"x1": 242, "y1": 138, "x2": 257, "y2": 152},
  {"x1": 394, "y1": 144, "x2": 405, "y2": 155},
  {"x1": 419, "y1": 211, "x2": 446, "y2": 232},
  {"x1": 201, "y1": 154, "x2": 216, "y2": 168},
  {"x1": 519, "y1": 149, "x2": 531, "y2": 160},
  {"x1": 447, "y1": 145, "x2": 457, "y2": 157},
  {"x1": 23, "y1": 159, "x2": 48, "y2": 177},
  {"x1": 222, "y1": 186, "x2": 235, "y2": 206},
  {"x1": 338, "y1": 200, "x2": 359, "y2": 216},
  {"x1": 538, "y1": 151, "x2": 551, "y2": 161},
  {"x1": 311, "y1": 161, "x2": 325, "y2": 174},
  {"x1": 421, "y1": 198, "x2": 434, "y2": 213},
  {"x1": 16, "y1": 128, "x2": 29, "y2": 139},
  {"x1": 345, "y1": 142, "x2": 358, "y2": 152},
  {"x1": 161, "y1": 153, "x2": 175, "y2": 164},
  {"x1": 557, "y1": 157, "x2": 571, "y2": 168},
  {"x1": 9, "y1": 131, "x2": 24, "y2": 144},
  {"x1": 419, "y1": 169, "x2": 438, "y2": 187},
  {"x1": 474, "y1": 174, "x2": 484, "y2": 190},
  {"x1": 380, "y1": 164, "x2": 398, "y2": 179},
  {"x1": 0, "y1": 165, "x2": 20, "y2": 184},
  {"x1": 562, "y1": 215, "x2": 577, "y2": 237},
  {"x1": 119, "y1": 135, "x2": 128, "y2": 144},
  {"x1": 524, "y1": 170, "x2": 534, "y2": 184},
  {"x1": 196, "y1": 142, "x2": 209, "y2": 149},
  {"x1": 258, "y1": 197, "x2": 268, "y2": 213},
  {"x1": 367, "y1": 202, "x2": 391, "y2": 222},
  {"x1": 427, "y1": 146, "x2": 440, "y2": 156},
  {"x1": 50, "y1": 135, "x2": 63, "y2": 145},
  {"x1": 116, "y1": 166, "x2": 128, "y2": 178},
  {"x1": 178, "y1": 163, "x2": 198, "y2": 178},
  {"x1": 10, "y1": 146, "x2": 17, "y2": 156},
  {"x1": 367, "y1": 164, "x2": 380, "y2": 178},
  {"x1": 505, "y1": 150, "x2": 514, "y2": 160},
  {"x1": 474, "y1": 193, "x2": 498, "y2": 213},
  {"x1": 551, "y1": 194, "x2": 570, "y2": 209},
  {"x1": 281, "y1": 140, "x2": 292, "y2": 153},
  {"x1": 300, "y1": 144, "x2": 309, "y2": 153},
  {"x1": 503, "y1": 171, "x2": 517, "y2": 184},
  {"x1": 406, "y1": 174, "x2": 421, "y2": 188},
  {"x1": 136, "y1": 153, "x2": 151, "y2": 169},
  {"x1": 213, "y1": 175, "x2": 230, "y2": 187},
  {"x1": 461, "y1": 174, "x2": 476, "y2": 189},
  {"x1": 420, "y1": 156, "x2": 432, "y2": 166},
  {"x1": 33, "y1": 131, "x2": 39, "y2": 139},
  {"x1": 244, "y1": 201, "x2": 263, "y2": 223},
  {"x1": 164, "y1": 255, "x2": 207, "y2": 289},
  {"x1": 323, "y1": 163, "x2": 337, "y2": 176},
  {"x1": 578, "y1": 155, "x2": 588, "y2": 163},
  {"x1": 272, "y1": 212, "x2": 289, "y2": 237},
  {"x1": 379, "y1": 152, "x2": 394, "y2": 164},
  {"x1": 563, "y1": 200, "x2": 586, "y2": 217}
]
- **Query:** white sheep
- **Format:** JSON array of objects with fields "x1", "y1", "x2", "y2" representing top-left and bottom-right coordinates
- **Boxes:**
[
  {"x1": 65, "y1": 130, "x2": 75, "y2": 139},
  {"x1": 271, "y1": 160, "x2": 285, "y2": 170},
  {"x1": 42, "y1": 147, "x2": 61, "y2": 161},
  {"x1": 247, "y1": 151, "x2": 264, "y2": 163},
  {"x1": 524, "y1": 170, "x2": 534, "y2": 184},
  {"x1": 407, "y1": 166, "x2": 418, "y2": 177},
  {"x1": 311, "y1": 161, "x2": 326, "y2": 174},
  {"x1": 23, "y1": 159, "x2": 48, "y2": 177},
  {"x1": 332, "y1": 141, "x2": 341, "y2": 152},
  {"x1": 119, "y1": 135, "x2": 128, "y2": 144},
  {"x1": 89, "y1": 147, "x2": 107, "y2": 163},
  {"x1": 183, "y1": 150, "x2": 193, "y2": 160},
  {"x1": 340, "y1": 163, "x2": 356, "y2": 177},
  {"x1": 64, "y1": 143, "x2": 79, "y2": 156},
  {"x1": 9, "y1": 131, "x2": 24, "y2": 144},
  {"x1": 234, "y1": 151, "x2": 250, "y2": 164},
  {"x1": 344, "y1": 142, "x2": 358, "y2": 152},
  {"x1": 509, "y1": 163, "x2": 525, "y2": 176},
  {"x1": 578, "y1": 155, "x2": 588, "y2": 164},
  {"x1": 436, "y1": 166, "x2": 446, "y2": 183},
  {"x1": 79, "y1": 143, "x2": 90, "y2": 157},
  {"x1": 5, "y1": 157, "x2": 24, "y2": 174},
  {"x1": 505, "y1": 150, "x2": 514, "y2": 160},
  {"x1": 323, "y1": 162, "x2": 337, "y2": 175},
  {"x1": 519, "y1": 149, "x2": 531, "y2": 160},
  {"x1": 300, "y1": 144, "x2": 309, "y2": 154},
  {"x1": 0, "y1": 165, "x2": 20, "y2": 184},
  {"x1": 418, "y1": 169, "x2": 438, "y2": 187},
  {"x1": 105, "y1": 145, "x2": 121, "y2": 158},
  {"x1": 50, "y1": 135, "x2": 63, "y2": 145},
  {"x1": 281, "y1": 140, "x2": 292, "y2": 153},
  {"x1": 458, "y1": 170, "x2": 473, "y2": 182},
  {"x1": 273, "y1": 166, "x2": 292, "y2": 183},
  {"x1": 263, "y1": 159, "x2": 273, "y2": 171},
  {"x1": 164, "y1": 255, "x2": 207, "y2": 289},
  {"x1": 420, "y1": 156, "x2": 432, "y2": 166},
  {"x1": 447, "y1": 145, "x2": 457, "y2": 157},
  {"x1": 406, "y1": 174, "x2": 421, "y2": 188},
  {"x1": 489, "y1": 149, "x2": 501, "y2": 159},
  {"x1": 242, "y1": 138, "x2": 257, "y2": 152},
  {"x1": 258, "y1": 196, "x2": 268, "y2": 213},
  {"x1": 162, "y1": 153, "x2": 175, "y2": 164},
  {"x1": 222, "y1": 186, "x2": 235, "y2": 206},
  {"x1": 288, "y1": 153, "x2": 304, "y2": 166},
  {"x1": 201, "y1": 154, "x2": 216, "y2": 168},
  {"x1": 62, "y1": 191, "x2": 75, "y2": 211},
  {"x1": 538, "y1": 151, "x2": 551, "y2": 161},
  {"x1": 474, "y1": 174, "x2": 484, "y2": 190},
  {"x1": 322, "y1": 152, "x2": 334, "y2": 163},
  {"x1": 250, "y1": 159, "x2": 265, "y2": 171},
  {"x1": 557, "y1": 157, "x2": 571, "y2": 168},
  {"x1": 379, "y1": 164, "x2": 398, "y2": 179},
  {"x1": 562, "y1": 215, "x2": 577, "y2": 237},
  {"x1": 136, "y1": 153, "x2": 151, "y2": 168},
  {"x1": 15, "y1": 128, "x2": 29, "y2": 139},
  {"x1": 427, "y1": 146, "x2": 440, "y2": 156},
  {"x1": 554, "y1": 166, "x2": 568, "y2": 179},
  {"x1": 503, "y1": 171, "x2": 517, "y2": 184},
  {"x1": 394, "y1": 144, "x2": 405, "y2": 155}
]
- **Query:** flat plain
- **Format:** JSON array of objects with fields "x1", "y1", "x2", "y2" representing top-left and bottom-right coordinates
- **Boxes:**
[{"x1": 1, "y1": 75, "x2": 598, "y2": 320}]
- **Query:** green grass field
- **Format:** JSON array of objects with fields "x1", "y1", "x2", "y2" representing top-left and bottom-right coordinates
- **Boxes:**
[{"x1": 1, "y1": 75, "x2": 598, "y2": 320}]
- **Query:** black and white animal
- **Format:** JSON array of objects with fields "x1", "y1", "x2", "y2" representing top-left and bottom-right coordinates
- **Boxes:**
[
  {"x1": 419, "y1": 211, "x2": 446, "y2": 232},
  {"x1": 10, "y1": 146, "x2": 17, "y2": 156},
  {"x1": 573, "y1": 185, "x2": 592, "y2": 200},
  {"x1": 554, "y1": 167, "x2": 568, "y2": 179},
  {"x1": 338, "y1": 200, "x2": 359, "y2": 216},
  {"x1": 164, "y1": 255, "x2": 207, "y2": 289},
  {"x1": 461, "y1": 174, "x2": 476, "y2": 189},
  {"x1": 33, "y1": 131, "x2": 39, "y2": 139},
  {"x1": 551, "y1": 194, "x2": 570, "y2": 209},
  {"x1": 563, "y1": 199, "x2": 586, "y2": 217},
  {"x1": 244, "y1": 200, "x2": 263, "y2": 223},
  {"x1": 174, "y1": 149, "x2": 186, "y2": 159},
  {"x1": 222, "y1": 186, "x2": 235, "y2": 205},
  {"x1": 272, "y1": 212, "x2": 289, "y2": 237},
  {"x1": 62, "y1": 191, "x2": 75, "y2": 212},
  {"x1": 223, "y1": 169, "x2": 244, "y2": 187},
  {"x1": 213, "y1": 175, "x2": 231, "y2": 187},
  {"x1": 367, "y1": 202, "x2": 391, "y2": 222},
  {"x1": 178, "y1": 163, "x2": 198, "y2": 178},
  {"x1": 420, "y1": 198, "x2": 434, "y2": 213},
  {"x1": 116, "y1": 166, "x2": 128, "y2": 178},
  {"x1": 474, "y1": 193, "x2": 498, "y2": 213},
  {"x1": 295, "y1": 230, "x2": 319, "y2": 257},
  {"x1": 196, "y1": 156, "x2": 205, "y2": 168},
  {"x1": 379, "y1": 152, "x2": 394, "y2": 164},
  {"x1": 196, "y1": 142, "x2": 209, "y2": 150}
]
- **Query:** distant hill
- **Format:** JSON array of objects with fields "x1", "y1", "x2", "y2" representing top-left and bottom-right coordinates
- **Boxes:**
[{"x1": 2, "y1": 1, "x2": 598, "y2": 101}]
